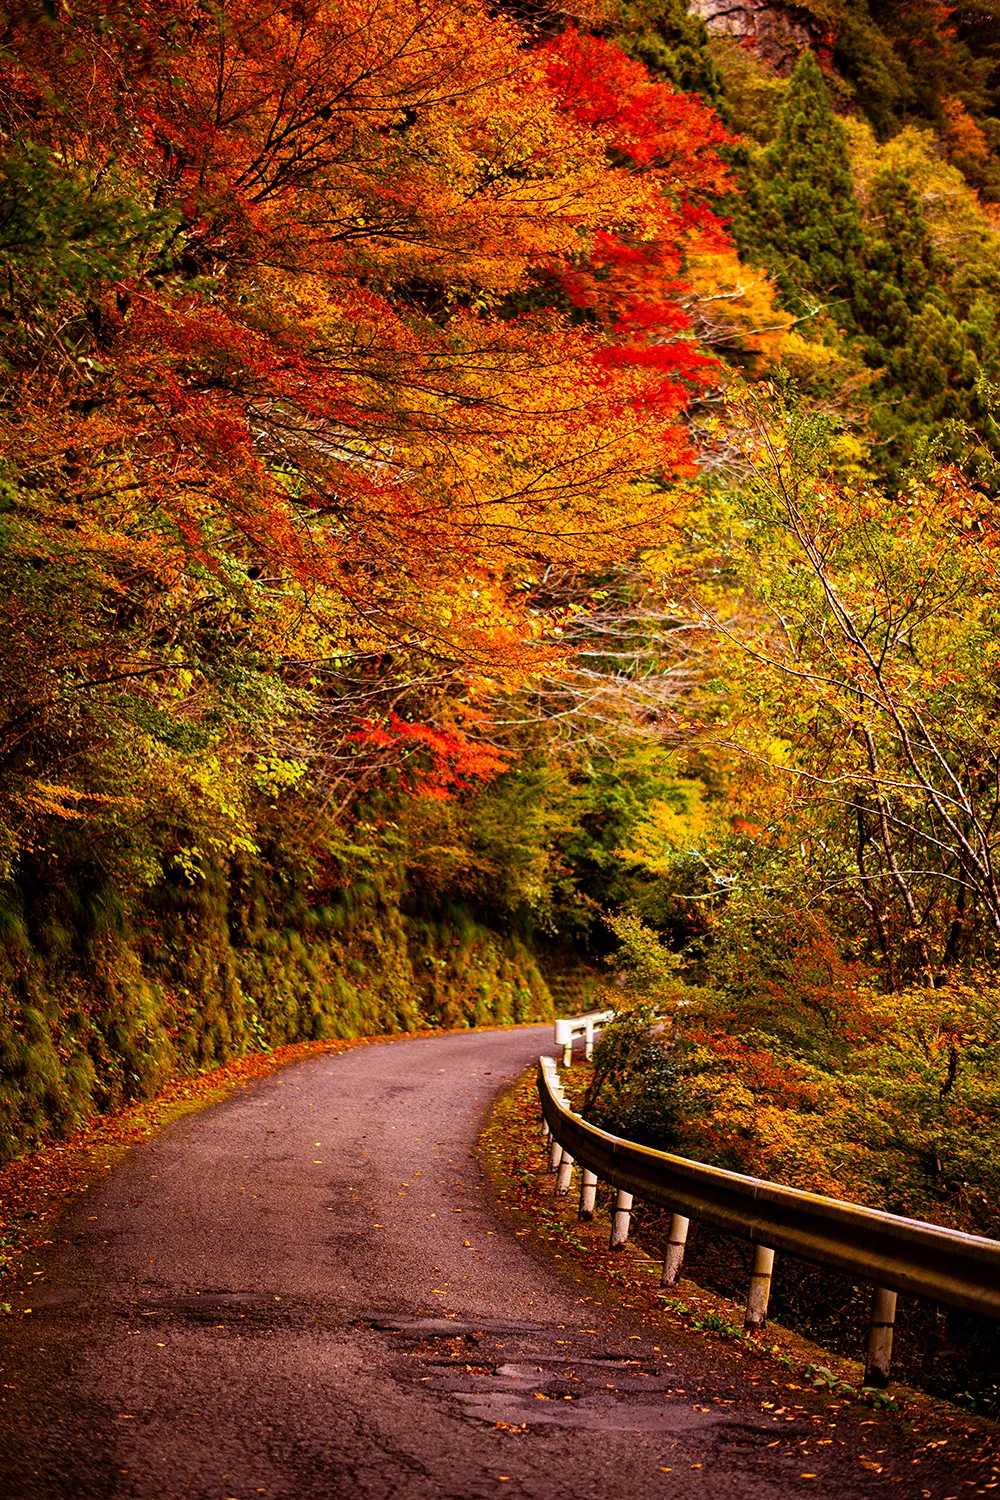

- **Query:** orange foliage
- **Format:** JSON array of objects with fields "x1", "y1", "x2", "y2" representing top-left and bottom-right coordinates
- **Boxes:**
[
  {"x1": 942, "y1": 96, "x2": 990, "y2": 163},
  {"x1": 544, "y1": 28, "x2": 730, "y2": 411},
  {"x1": 0, "y1": 0, "x2": 742, "y2": 839},
  {"x1": 1, "y1": 0, "x2": 730, "y2": 697},
  {"x1": 350, "y1": 713, "x2": 511, "y2": 799}
]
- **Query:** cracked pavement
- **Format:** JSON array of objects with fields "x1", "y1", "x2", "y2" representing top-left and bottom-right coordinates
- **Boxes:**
[{"x1": 0, "y1": 1026, "x2": 983, "y2": 1497}]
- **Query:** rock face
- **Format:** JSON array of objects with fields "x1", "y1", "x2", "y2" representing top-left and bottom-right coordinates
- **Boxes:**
[{"x1": 688, "y1": 0, "x2": 832, "y2": 73}]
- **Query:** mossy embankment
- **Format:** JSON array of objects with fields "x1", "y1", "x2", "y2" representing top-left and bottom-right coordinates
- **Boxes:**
[{"x1": 0, "y1": 856, "x2": 554, "y2": 1170}]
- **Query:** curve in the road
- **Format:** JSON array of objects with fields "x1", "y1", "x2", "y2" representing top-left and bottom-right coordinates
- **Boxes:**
[{"x1": 0, "y1": 1027, "x2": 973, "y2": 1498}]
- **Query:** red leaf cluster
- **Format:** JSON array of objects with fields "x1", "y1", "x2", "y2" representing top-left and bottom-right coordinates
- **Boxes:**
[{"x1": 0, "y1": 0, "x2": 733, "y2": 781}]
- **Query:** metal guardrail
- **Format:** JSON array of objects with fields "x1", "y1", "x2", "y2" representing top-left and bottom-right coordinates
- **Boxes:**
[
  {"x1": 553, "y1": 1009, "x2": 613, "y2": 1067},
  {"x1": 537, "y1": 1050, "x2": 1000, "y2": 1388}
]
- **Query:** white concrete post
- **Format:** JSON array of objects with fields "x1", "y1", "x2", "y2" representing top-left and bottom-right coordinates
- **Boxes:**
[
  {"x1": 549, "y1": 1082, "x2": 569, "y2": 1170},
  {"x1": 660, "y1": 1213, "x2": 690, "y2": 1287},
  {"x1": 865, "y1": 1286, "x2": 897, "y2": 1388},
  {"x1": 584, "y1": 1021, "x2": 595, "y2": 1061},
  {"x1": 609, "y1": 1189, "x2": 633, "y2": 1250},
  {"x1": 578, "y1": 1169, "x2": 598, "y2": 1220},
  {"x1": 561, "y1": 1037, "x2": 573, "y2": 1068},
  {"x1": 541, "y1": 1116, "x2": 550, "y2": 1141},
  {"x1": 744, "y1": 1244, "x2": 775, "y2": 1331},
  {"x1": 555, "y1": 1152, "x2": 574, "y2": 1197}
]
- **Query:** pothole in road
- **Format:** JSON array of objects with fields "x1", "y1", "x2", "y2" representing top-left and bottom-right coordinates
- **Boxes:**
[
  {"x1": 126, "y1": 1289, "x2": 347, "y2": 1330},
  {"x1": 358, "y1": 1315, "x2": 733, "y2": 1435}
]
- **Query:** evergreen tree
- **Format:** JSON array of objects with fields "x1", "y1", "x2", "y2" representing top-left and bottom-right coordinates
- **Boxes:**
[
  {"x1": 898, "y1": 302, "x2": 994, "y2": 424},
  {"x1": 609, "y1": 0, "x2": 728, "y2": 116},
  {"x1": 754, "y1": 49, "x2": 863, "y2": 316},
  {"x1": 829, "y1": 6, "x2": 912, "y2": 141},
  {"x1": 854, "y1": 168, "x2": 936, "y2": 351},
  {"x1": 864, "y1": 299, "x2": 999, "y2": 487},
  {"x1": 847, "y1": 167, "x2": 998, "y2": 486}
]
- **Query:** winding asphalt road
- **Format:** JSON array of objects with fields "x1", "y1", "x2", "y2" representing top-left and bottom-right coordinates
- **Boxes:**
[{"x1": 0, "y1": 1027, "x2": 980, "y2": 1498}]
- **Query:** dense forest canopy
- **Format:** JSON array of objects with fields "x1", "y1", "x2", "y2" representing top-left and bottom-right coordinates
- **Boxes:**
[{"x1": 3, "y1": 0, "x2": 1000, "y2": 1343}]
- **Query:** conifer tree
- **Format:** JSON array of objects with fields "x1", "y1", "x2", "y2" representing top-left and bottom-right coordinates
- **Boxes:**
[
  {"x1": 899, "y1": 302, "x2": 998, "y2": 423},
  {"x1": 754, "y1": 49, "x2": 862, "y2": 316},
  {"x1": 862, "y1": 299, "x2": 998, "y2": 487},
  {"x1": 610, "y1": 0, "x2": 727, "y2": 115},
  {"x1": 854, "y1": 169, "x2": 936, "y2": 352},
  {"x1": 845, "y1": 167, "x2": 999, "y2": 485}
]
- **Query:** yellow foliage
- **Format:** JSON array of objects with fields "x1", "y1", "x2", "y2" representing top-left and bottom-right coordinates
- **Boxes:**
[
  {"x1": 618, "y1": 779, "x2": 712, "y2": 872},
  {"x1": 844, "y1": 118, "x2": 1000, "y2": 269},
  {"x1": 683, "y1": 246, "x2": 793, "y2": 366}
]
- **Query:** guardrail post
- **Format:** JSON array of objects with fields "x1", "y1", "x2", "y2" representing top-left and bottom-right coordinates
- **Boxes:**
[
  {"x1": 610, "y1": 1190, "x2": 633, "y2": 1250},
  {"x1": 561, "y1": 1038, "x2": 573, "y2": 1068},
  {"x1": 579, "y1": 1169, "x2": 598, "y2": 1220},
  {"x1": 865, "y1": 1286, "x2": 897, "y2": 1388},
  {"x1": 555, "y1": 1152, "x2": 574, "y2": 1197},
  {"x1": 584, "y1": 1020, "x2": 595, "y2": 1061},
  {"x1": 744, "y1": 1244, "x2": 775, "y2": 1331},
  {"x1": 660, "y1": 1213, "x2": 690, "y2": 1287},
  {"x1": 548, "y1": 1135, "x2": 563, "y2": 1172}
]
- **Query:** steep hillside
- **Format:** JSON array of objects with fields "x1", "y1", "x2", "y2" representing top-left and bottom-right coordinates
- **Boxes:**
[{"x1": 612, "y1": 0, "x2": 1000, "y2": 200}]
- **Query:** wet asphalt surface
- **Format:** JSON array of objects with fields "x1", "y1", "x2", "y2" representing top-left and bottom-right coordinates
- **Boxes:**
[{"x1": 0, "y1": 1026, "x2": 988, "y2": 1498}]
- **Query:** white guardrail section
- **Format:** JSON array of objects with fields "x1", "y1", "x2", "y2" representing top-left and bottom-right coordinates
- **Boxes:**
[
  {"x1": 540, "y1": 1027, "x2": 1000, "y2": 1389},
  {"x1": 552, "y1": 1009, "x2": 613, "y2": 1067}
]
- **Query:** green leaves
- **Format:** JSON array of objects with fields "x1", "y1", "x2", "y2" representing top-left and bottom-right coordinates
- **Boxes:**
[{"x1": 752, "y1": 52, "x2": 862, "y2": 318}]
